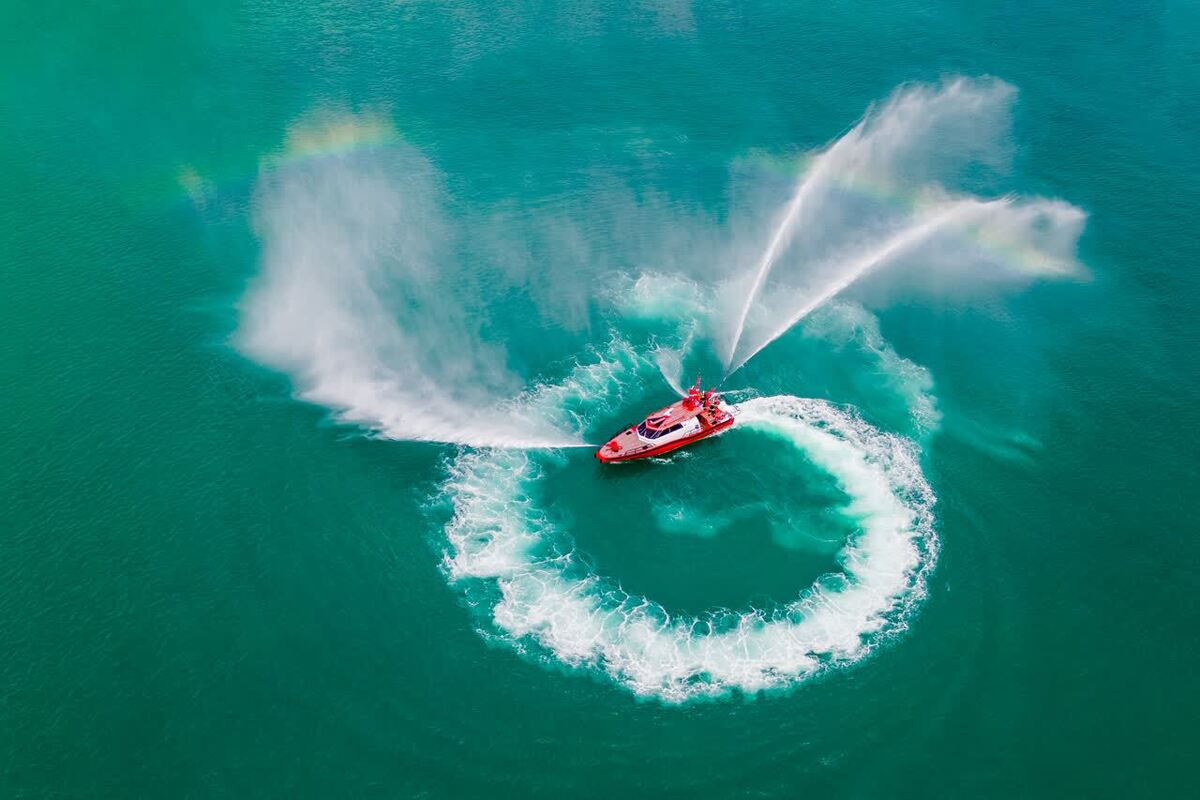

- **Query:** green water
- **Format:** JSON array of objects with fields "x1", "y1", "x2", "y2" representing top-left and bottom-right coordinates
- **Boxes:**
[{"x1": 4, "y1": 1, "x2": 1199, "y2": 796}]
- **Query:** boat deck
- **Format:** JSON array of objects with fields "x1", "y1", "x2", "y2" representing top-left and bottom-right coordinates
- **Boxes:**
[{"x1": 598, "y1": 403, "x2": 733, "y2": 461}]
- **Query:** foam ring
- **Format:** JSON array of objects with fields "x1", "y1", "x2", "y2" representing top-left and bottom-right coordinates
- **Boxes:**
[{"x1": 440, "y1": 395, "x2": 938, "y2": 703}]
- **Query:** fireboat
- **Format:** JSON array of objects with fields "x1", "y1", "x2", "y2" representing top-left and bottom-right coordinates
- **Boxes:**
[{"x1": 595, "y1": 379, "x2": 734, "y2": 463}]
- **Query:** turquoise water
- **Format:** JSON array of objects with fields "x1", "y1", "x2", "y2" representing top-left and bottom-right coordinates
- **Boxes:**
[{"x1": 4, "y1": 1, "x2": 1199, "y2": 796}]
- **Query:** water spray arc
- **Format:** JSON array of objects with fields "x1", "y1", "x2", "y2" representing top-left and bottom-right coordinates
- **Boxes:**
[
  {"x1": 719, "y1": 78, "x2": 1083, "y2": 378},
  {"x1": 726, "y1": 200, "x2": 987, "y2": 375},
  {"x1": 724, "y1": 157, "x2": 830, "y2": 370}
]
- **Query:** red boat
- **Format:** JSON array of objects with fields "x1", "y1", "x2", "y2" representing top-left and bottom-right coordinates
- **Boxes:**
[{"x1": 595, "y1": 380, "x2": 735, "y2": 463}]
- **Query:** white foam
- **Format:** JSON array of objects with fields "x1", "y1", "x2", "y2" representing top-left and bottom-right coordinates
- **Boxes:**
[
  {"x1": 441, "y1": 394, "x2": 937, "y2": 702},
  {"x1": 804, "y1": 302, "x2": 942, "y2": 435},
  {"x1": 617, "y1": 272, "x2": 710, "y2": 322}
]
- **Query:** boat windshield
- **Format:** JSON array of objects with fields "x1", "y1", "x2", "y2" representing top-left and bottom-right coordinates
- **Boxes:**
[{"x1": 637, "y1": 421, "x2": 683, "y2": 440}]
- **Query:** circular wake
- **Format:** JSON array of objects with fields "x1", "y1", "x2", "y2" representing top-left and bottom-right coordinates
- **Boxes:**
[{"x1": 440, "y1": 394, "x2": 938, "y2": 703}]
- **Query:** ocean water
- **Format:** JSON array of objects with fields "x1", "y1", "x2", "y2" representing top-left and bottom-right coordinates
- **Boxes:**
[{"x1": 3, "y1": 1, "x2": 1199, "y2": 796}]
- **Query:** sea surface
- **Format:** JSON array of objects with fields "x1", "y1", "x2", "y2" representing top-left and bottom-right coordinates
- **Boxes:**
[{"x1": 3, "y1": 1, "x2": 1199, "y2": 797}]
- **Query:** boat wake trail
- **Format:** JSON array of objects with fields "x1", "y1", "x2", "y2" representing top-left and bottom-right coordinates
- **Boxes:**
[{"x1": 441, "y1": 382, "x2": 937, "y2": 702}]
